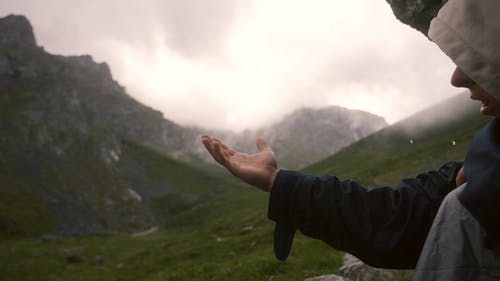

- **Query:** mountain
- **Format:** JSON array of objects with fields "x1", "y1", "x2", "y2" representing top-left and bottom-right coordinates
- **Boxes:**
[
  {"x1": 304, "y1": 93, "x2": 491, "y2": 185},
  {"x1": 0, "y1": 15, "x2": 243, "y2": 236},
  {"x1": 257, "y1": 106, "x2": 386, "y2": 168},
  {"x1": 0, "y1": 13, "x2": 386, "y2": 236},
  {"x1": 200, "y1": 107, "x2": 386, "y2": 169},
  {"x1": 0, "y1": 14, "x2": 389, "y2": 237}
]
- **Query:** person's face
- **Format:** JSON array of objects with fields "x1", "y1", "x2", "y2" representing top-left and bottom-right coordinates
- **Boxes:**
[{"x1": 451, "y1": 67, "x2": 500, "y2": 116}]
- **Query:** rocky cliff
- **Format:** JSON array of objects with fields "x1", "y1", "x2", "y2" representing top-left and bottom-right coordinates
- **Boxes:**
[{"x1": 0, "y1": 15, "x2": 211, "y2": 236}]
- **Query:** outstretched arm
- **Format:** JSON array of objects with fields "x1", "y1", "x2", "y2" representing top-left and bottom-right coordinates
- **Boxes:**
[
  {"x1": 201, "y1": 135, "x2": 463, "y2": 268},
  {"x1": 269, "y1": 161, "x2": 463, "y2": 269}
]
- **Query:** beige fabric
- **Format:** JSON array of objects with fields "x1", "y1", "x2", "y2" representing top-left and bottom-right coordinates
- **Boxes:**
[{"x1": 428, "y1": 0, "x2": 500, "y2": 101}]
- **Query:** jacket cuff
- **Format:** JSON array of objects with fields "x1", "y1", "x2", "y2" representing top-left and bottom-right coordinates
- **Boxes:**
[{"x1": 268, "y1": 169, "x2": 303, "y2": 225}]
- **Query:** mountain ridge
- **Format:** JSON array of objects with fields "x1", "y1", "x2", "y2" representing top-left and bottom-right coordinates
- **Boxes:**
[
  {"x1": 0, "y1": 14, "x2": 386, "y2": 236},
  {"x1": 1, "y1": 14, "x2": 388, "y2": 168}
]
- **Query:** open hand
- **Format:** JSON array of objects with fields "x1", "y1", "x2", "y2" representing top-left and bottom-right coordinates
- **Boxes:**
[{"x1": 201, "y1": 135, "x2": 279, "y2": 192}]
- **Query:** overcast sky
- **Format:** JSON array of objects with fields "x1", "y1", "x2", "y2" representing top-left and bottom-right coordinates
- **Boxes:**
[{"x1": 1, "y1": 0, "x2": 458, "y2": 131}]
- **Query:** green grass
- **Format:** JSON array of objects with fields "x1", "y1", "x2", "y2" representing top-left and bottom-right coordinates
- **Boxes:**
[
  {"x1": 0, "y1": 188, "x2": 56, "y2": 237},
  {"x1": 305, "y1": 102, "x2": 490, "y2": 186},
  {"x1": 0, "y1": 95, "x2": 493, "y2": 280},
  {"x1": 0, "y1": 188, "x2": 343, "y2": 281},
  {"x1": 118, "y1": 138, "x2": 235, "y2": 195}
]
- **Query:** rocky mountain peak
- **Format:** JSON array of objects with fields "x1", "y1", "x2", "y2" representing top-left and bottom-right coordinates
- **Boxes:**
[{"x1": 0, "y1": 15, "x2": 37, "y2": 47}]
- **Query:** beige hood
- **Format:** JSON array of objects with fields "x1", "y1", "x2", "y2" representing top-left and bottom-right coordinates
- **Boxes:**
[{"x1": 428, "y1": 0, "x2": 500, "y2": 101}]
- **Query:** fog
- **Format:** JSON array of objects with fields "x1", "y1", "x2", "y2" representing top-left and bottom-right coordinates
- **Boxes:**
[{"x1": 1, "y1": 0, "x2": 459, "y2": 131}]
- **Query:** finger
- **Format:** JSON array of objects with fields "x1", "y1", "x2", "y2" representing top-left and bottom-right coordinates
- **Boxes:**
[
  {"x1": 201, "y1": 135, "x2": 212, "y2": 149},
  {"x1": 213, "y1": 139, "x2": 229, "y2": 160},
  {"x1": 214, "y1": 142, "x2": 231, "y2": 167},
  {"x1": 214, "y1": 138, "x2": 236, "y2": 156},
  {"x1": 256, "y1": 137, "x2": 269, "y2": 152},
  {"x1": 202, "y1": 136, "x2": 225, "y2": 164},
  {"x1": 201, "y1": 135, "x2": 216, "y2": 154}
]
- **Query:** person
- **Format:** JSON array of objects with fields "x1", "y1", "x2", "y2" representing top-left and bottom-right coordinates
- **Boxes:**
[
  {"x1": 412, "y1": 0, "x2": 500, "y2": 279},
  {"x1": 202, "y1": 0, "x2": 500, "y2": 278}
]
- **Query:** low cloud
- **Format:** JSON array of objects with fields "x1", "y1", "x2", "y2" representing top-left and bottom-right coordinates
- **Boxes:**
[{"x1": 1, "y1": 0, "x2": 458, "y2": 131}]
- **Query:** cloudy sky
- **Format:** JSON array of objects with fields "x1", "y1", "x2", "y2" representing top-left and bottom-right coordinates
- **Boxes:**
[{"x1": 1, "y1": 0, "x2": 458, "y2": 131}]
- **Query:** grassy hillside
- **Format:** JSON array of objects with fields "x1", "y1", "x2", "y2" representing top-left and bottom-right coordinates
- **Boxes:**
[
  {"x1": 0, "y1": 189, "x2": 343, "y2": 281},
  {"x1": 0, "y1": 94, "x2": 492, "y2": 280},
  {"x1": 305, "y1": 94, "x2": 491, "y2": 185},
  {"x1": 0, "y1": 14, "x2": 248, "y2": 236}
]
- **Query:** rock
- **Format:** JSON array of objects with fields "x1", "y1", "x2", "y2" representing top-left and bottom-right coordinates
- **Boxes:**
[
  {"x1": 386, "y1": 0, "x2": 447, "y2": 35},
  {"x1": 94, "y1": 256, "x2": 105, "y2": 265},
  {"x1": 339, "y1": 254, "x2": 413, "y2": 281},
  {"x1": 0, "y1": 15, "x2": 37, "y2": 47},
  {"x1": 66, "y1": 255, "x2": 84, "y2": 264},
  {"x1": 130, "y1": 226, "x2": 159, "y2": 237},
  {"x1": 304, "y1": 274, "x2": 352, "y2": 281},
  {"x1": 40, "y1": 234, "x2": 59, "y2": 242},
  {"x1": 241, "y1": 225, "x2": 256, "y2": 234}
]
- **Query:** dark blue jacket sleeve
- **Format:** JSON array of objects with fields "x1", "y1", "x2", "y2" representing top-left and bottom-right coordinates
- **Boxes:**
[{"x1": 268, "y1": 161, "x2": 463, "y2": 269}]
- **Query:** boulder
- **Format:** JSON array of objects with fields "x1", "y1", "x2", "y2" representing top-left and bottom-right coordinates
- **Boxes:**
[
  {"x1": 304, "y1": 274, "x2": 352, "y2": 281},
  {"x1": 339, "y1": 254, "x2": 413, "y2": 281}
]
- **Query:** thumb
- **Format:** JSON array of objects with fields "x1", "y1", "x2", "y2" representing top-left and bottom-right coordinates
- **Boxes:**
[
  {"x1": 456, "y1": 166, "x2": 466, "y2": 187},
  {"x1": 256, "y1": 137, "x2": 269, "y2": 152}
]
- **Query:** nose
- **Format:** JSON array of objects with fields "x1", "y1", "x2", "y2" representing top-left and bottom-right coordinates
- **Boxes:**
[{"x1": 451, "y1": 67, "x2": 475, "y2": 88}]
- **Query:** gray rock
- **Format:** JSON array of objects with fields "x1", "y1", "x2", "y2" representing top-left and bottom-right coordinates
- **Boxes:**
[
  {"x1": 94, "y1": 256, "x2": 105, "y2": 265},
  {"x1": 304, "y1": 274, "x2": 352, "y2": 281},
  {"x1": 241, "y1": 225, "x2": 256, "y2": 234},
  {"x1": 0, "y1": 15, "x2": 37, "y2": 46},
  {"x1": 66, "y1": 255, "x2": 84, "y2": 264},
  {"x1": 40, "y1": 234, "x2": 59, "y2": 242},
  {"x1": 339, "y1": 254, "x2": 413, "y2": 281}
]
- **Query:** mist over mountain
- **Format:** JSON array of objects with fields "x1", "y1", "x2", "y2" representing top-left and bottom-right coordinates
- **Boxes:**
[
  {"x1": 0, "y1": 14, "x2": 388, "y2": 165},
  {"x1": 0, "y1": 15, "x2": 216, "y2": 236},
  {"x1": 207, "y1": 107, "x2": 386, "y2": 169},
  {"x1": 0, "y1": 15, "x2": 387, "y2": 236}
]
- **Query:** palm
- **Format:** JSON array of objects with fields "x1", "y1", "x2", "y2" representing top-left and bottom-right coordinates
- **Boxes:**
[{"x1": 201, "y1": 135, "x2": 279, "y2": 191}]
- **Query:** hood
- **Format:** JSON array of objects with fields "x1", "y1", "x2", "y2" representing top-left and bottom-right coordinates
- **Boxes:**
[{"x1": 428, "y1": 0, "x2": 500, "y2": 101}]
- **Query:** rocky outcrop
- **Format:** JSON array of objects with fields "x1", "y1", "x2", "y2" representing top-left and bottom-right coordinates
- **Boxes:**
[
  {"x1": 0, "y1": 15, "x2": 37, "y2": 46},
  {"x1": 386, "y1": 0, "x2": 447, "y2": 35},
  {"x1": 305, "y1": 254, "x2": 412, "y2": 281},
  {"x1": 305, "y1": 274, "x2": 352, "y2": 281},
  {"x1": 339, "y1": 254, "x2": 412, "y2": 281},
  {"x1": 0, "y1": 15, "x2": 173, "y2": 235}
]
